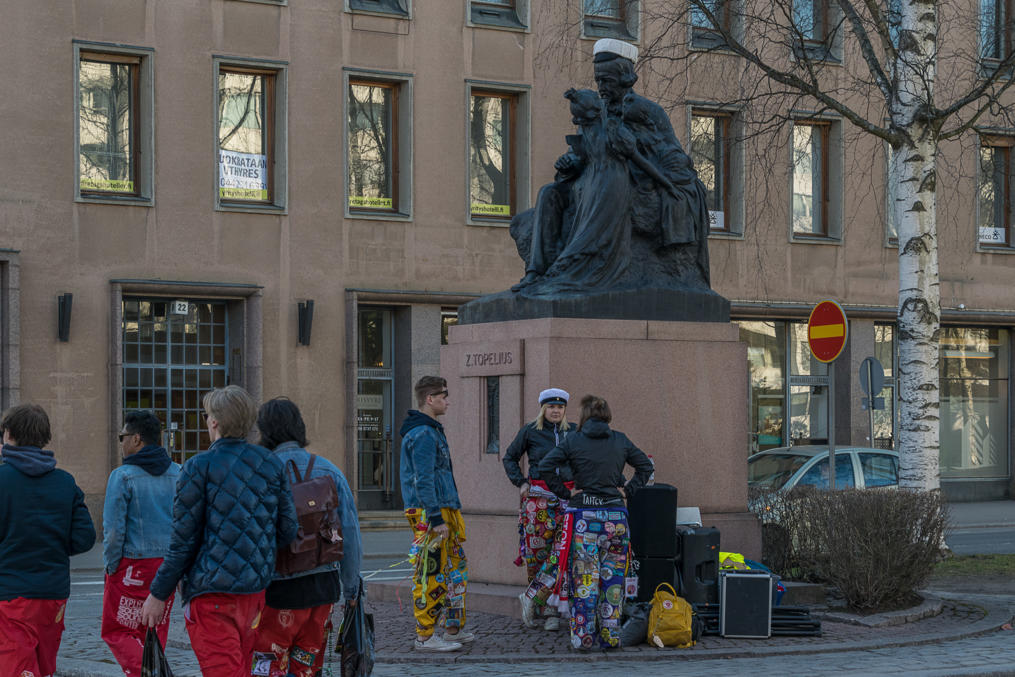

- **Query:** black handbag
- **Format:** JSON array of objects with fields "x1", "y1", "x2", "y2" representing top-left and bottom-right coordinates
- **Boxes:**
[
  {"x1": 336, "y1": 578, "x2": 374, "y2": 676},
  {"x1": 140, "y1": 627, "x2": 174, "y2": 677}
]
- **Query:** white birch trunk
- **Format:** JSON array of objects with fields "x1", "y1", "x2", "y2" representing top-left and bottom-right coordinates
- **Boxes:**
[{"x1": 891, "y1": 0, "x2": 940, "y2": 491}]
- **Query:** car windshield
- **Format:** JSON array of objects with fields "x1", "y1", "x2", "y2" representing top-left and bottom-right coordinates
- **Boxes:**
[{"x1": 748, "y1": 453, "x2": 810, "y2": 489}]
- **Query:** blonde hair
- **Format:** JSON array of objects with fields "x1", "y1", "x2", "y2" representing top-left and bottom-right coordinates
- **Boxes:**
[
  {"x1": 532, "y1": 403, "x2": 569, "y2": 431},
  {"x1": 203, "y1": 385, "x2": 258, "y2": 439}
]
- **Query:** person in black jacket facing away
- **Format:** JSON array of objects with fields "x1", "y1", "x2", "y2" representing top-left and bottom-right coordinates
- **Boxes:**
[
  {"x1": 504, "y1": 387, "x2": 576, "y2": 631},
  {"x1": 0, "y1": 403, "x2": 96, "y2": 677},
  {"x1": 536, "y1": 394, "x2": 653, "y2": 651}
]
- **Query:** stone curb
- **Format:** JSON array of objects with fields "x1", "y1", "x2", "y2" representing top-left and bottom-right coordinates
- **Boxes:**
[
  {"x1": 374, "y1": 597, "x2": 1012, "y2": 665},
  {"x1": 815, "y1": 592, "x2": 944, "y2": 627}
]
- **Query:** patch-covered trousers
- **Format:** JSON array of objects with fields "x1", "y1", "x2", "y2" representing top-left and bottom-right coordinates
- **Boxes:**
[
  {"x1": 185, "y1": 591, "x2": 265, "y2": 677},
  {"x1": 101, "y1": 557, "x2": 173, "y2": 677},
  {"x1": 0, "y1": 597, "x2": 66, "y2": 677},
  {"x1": 253, "y1": 603, "x2": 331, "y2": 677},
  {"x1": 566, "y1": 507, "x2": 630, "y2": 650},
  {"x1": 405, "y1": 507, "x2": 468, "y2": 638},
  {"x1": 522, "y1": 504, "x2": 574, "y2": 617}
]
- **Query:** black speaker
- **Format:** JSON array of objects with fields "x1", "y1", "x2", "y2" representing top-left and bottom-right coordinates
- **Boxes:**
[
  {"x1": 720, "y1": 571, "x2": 772, "y2": 638},
  {"x1": 632, "y1": 555, "x2": 677, "y2": 603},
  {"x1": 677, "y1": 526, "x2": 720, "y2": 605},
  {"x1": 627, "y1": 483, "x2": 678, "y2": 558}
]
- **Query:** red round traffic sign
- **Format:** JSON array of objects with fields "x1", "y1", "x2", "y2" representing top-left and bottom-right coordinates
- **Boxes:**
[{"x1": 807, "y1": 300, "x2": 848, "y2": 363}]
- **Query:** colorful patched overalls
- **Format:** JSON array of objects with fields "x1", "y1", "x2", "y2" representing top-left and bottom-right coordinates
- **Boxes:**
[
  {"x1": 521, "y1": 502, "x2": 574, "y2": 617},
  {"x1": 405, "y1": 507, "x2": 468, "y2": 638},
  {"x1": 566, "y1": 506, "x2": 630, "y2": 650}
]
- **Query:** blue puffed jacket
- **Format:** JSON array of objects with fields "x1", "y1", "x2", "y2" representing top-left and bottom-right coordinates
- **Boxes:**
[
  {"x1": 271, "y1": 442, "x2": 362, "y2": 596},
  {"x1": 399, "y1": 410, "x2": 461, "y2": 527},
  {"x1": 149, "y1": 437, "x2": 299, "y2": 604},
  {"x1": 102, "y1": 448, "x2": 181, "y2": 574}
]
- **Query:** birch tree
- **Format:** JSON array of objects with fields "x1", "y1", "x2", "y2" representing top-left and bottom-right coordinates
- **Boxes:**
[{"x1": 535, "y1": 0, "x2": 1015, "y2": 489}]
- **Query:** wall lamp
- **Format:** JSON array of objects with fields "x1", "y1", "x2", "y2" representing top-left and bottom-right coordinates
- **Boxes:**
[
  {"x1": 297, "y1": 300, "x2": 314, "y2": 346},
  {"x1": 58, "y1": 293, "x2": 73, "y2": 342}
]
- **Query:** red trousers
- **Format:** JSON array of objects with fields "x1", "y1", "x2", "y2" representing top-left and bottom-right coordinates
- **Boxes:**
[
  {"x1": 185, "y1": 591, "x2": 265, "y2": 677},
  {"x1": 253, "y1": 604, "x2": 332, "y2": 677},
  {"x1": 0, "y1": 597, "x2": 66, "y2": 677},
  {"x1": 101, "y1": 558, "x2": 173, "y2": 677}
]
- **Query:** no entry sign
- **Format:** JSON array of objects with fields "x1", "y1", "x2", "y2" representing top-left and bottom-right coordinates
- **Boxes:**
[{"x1": 807, "y1": 300, "x2": 848, "y2": 363}]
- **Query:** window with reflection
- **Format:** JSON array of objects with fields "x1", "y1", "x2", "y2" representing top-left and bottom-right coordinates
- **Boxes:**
[
  {"x1": 691, "y1": 0, "x2": 732, "y2": 47},
  {"x1": 470, "y1": 92, "x2": 515, "y2": 219},
  {"x1": 691, "y1": 112, "x2": 732, "y2": 232},
  {"x1": 357, "y1": 307, "x2": 395, "y2": 500},
  {"x1": 981, "y1": 0, "x2": 1014, "y2": 61},
  {"x1": 583, "y1": 0, "x2": 635, "y2": 39},
  {"x1": 940, "y1": 327, "x2": 1009, "y2": 478},
  {"x1": 792, "y1": 122, "x2": 830, "y2": 236},
  {"x1": 348, "y1": 81, "x2": 397, "y2": 212},
  {"x1": 978, "y1": 136, "x2": 1013, "y2": 246},
  {"x1": 792, "y1": 0, "x2": 830, "y2": 42},
  {"x1": 739, "y1": 321, "x2": 787, "y2": 453},
  {"x1": 79, "y1": 53, "x2": 139, "y2": 196},
  {"x1": 873, "y1": 324, "x2": 897, "y2": 448},
  {"x1": 218, "y1": 68, "x2": 274, "y2": 203}
]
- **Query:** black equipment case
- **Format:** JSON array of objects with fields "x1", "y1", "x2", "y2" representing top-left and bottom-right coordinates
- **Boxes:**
[{"x1": 719, "y1": 570, "x2": 772, "y2": 638}]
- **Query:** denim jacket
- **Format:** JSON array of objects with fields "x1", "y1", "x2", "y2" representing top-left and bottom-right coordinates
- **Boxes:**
[
  {"x1": 272, "y1": 442, "x2": 362, "y2": 595},
  {"x1": 399, "y1": 410, "x2": 461, "y2": 527},
  {"x1": 102, "y1": 459, "x2": 181, "y2": 574}
]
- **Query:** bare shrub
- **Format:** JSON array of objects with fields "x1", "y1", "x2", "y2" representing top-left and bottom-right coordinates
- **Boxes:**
[{"x1": 750, "y1": 486, "x2": 949, "y2": 611}]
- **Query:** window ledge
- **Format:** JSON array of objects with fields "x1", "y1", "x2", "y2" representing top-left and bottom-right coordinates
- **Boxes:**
[
  {"x1": 469, "y1": 5, "x2": 527, "y2": 31},
  {"x1": 690, "y1": 30, "x2": 734, "y2": 52},
  {"x1": 77, "y1": 195, "x2": 154, "y2": 207},
  {"x1": 216, "y1": 202, "x2": 287, "y2": 215},
  {"x1": 708, "y1": 230, "x2": 744, "y2": 240},
  {"x1": 467, "y1": 217, "x2": 512, "y2": 228},
  {"x1": 790, "y1": 234, "x2": 841, "y2": 245},
  {"x1": 792, "y1": 42, "x2": 842, "y2": 65},
  {"x1": 582, "y1": 20, "x2": 636, "y2": 42},
  {"x1": 348, "y1": 0, "x2": 408, "y2": 17},
  {"x1": 346, "y1": 210, "x2": 412, "y2": 222},
  {"x1": 977, "y1": 243, "x2": 1015, "y2": 254}
]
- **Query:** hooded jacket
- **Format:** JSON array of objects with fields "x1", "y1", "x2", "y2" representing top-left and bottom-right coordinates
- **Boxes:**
[
  {"x1": 0, "y1": 444, "x2": 96, "y2": 601},
  {"x1": 399, "y1": 410, "x2": 460, "y2": 527},
  {"x1": 538, "y1": 419, "x2": 654, "y2": 506},
  {"x1": 149, "y1": 437, "x2": 299, "y2": 604},
  {"x1": 502, "y1": 421, "x2": 576, "y2": 487}
]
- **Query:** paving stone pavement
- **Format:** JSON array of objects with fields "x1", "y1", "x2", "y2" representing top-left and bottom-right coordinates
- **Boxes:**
[{"x1": 55, "y1": 581, "x2": 1015, "y2": 676}]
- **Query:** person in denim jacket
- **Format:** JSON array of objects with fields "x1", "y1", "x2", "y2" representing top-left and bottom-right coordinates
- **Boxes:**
[
  {"x1": 399, "y1": 375, "x2": 471, "y2": 652},
  {"x1": 101, "y1": 410, "x2": 180, "y2": 676},
  {"x1": 252, "y1": 397, "x2": 362, "y2": 677}
]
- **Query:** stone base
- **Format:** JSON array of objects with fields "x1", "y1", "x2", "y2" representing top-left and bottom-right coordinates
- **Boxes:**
[
  {"x1": 458, "y1": 286, "x2": 730, "y2": 325},
  {"x1": 440, "y1": 317, "x2": 758, "y2": 586}
]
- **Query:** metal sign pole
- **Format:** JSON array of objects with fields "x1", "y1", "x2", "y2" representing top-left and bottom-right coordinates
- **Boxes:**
[
  {"x1": 828, "y1": 365, "x2": 835, "y2": 491},
  {"x1": 867, "y1": 359, "x2": 875, "y2": 447}
]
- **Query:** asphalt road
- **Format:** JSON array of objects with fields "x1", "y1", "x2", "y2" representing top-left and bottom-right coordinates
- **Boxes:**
[{"x1": 947, "y1": 527, "x2": 1015, "y2": 555}]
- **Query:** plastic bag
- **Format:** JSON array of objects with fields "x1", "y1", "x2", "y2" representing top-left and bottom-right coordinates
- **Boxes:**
[
  {"x1": 336, "y1": 578, "x2": 374, "y2": 677},
  {"x1": 140, "y1": 627, "x2": 174, "y2": 677},
  {"x1": 620, "y1": 601, "x2": 652, "y2": 646}
]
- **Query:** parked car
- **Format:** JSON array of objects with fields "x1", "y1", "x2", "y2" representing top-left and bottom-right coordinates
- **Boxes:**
[{"x1": 748, "y1": 446, "x2": 899, "y2": 492}]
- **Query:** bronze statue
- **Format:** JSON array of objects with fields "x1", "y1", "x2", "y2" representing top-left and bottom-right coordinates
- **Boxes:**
[{"x1": 511, "y1": 39, "x2": 711, "y2": 297}]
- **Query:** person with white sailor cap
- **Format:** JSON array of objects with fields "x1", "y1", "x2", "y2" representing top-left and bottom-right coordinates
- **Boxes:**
[{"x1": 503, "y1": 388, "x2": 577, "y2": 631}]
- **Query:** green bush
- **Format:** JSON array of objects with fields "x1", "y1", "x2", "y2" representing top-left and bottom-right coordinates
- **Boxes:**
[{"x1": 749, "y1": 486, "x2": 949, "y2": 611}]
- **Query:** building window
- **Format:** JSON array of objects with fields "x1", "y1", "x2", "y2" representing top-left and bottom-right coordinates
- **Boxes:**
[
  {"x1": 76, "y1": 45, "x2": 154, "y2": 204},
  {"x1": 691, "y1": 0, "x2": 734, "y2": 49},
  {"x1": 470, "y1": 92, "x2": 516, "y2": 220},
  {"x1": 121, "y1": 299, "x2": 230, "y2": 463},
  {"x1": 792, "y1": 0, "x2": 839, "y2": 61},
  {"x1": 346, "y1": 72, "x2": 412, "y2": 218},
  {"x1": 691, "y1": 111, "x2": 733, "y2": 233},
  {"x1": 349, "y1": 0, "x2": 409, "y2": 17},
  {"x1": 441, "y1": 309, "x2": 459, "y2": 345},
  {"x1": 357, "y1": 307, "x2": 395, "y2": 499},
  {"x1": 215, "y1": 60, "x2": 287, "y2": 210},
  {"x1": 583, "y1": 0, "x2": 638, "y2": 40},
  {"x1": 873, "y1": 324, "x2": 897, "y2": 448},
  {"x1": 885, "y1": 144, "x2": 899, "y2": 246},
  {"x1": 981, "y1": 0, "x2": 1013, "y2": 62},
  {"x1": 978, "y1": 135, "x2": 1014, "y2": 247},
  {"x1": 469, "y1": 0, "x2": 527, "y2": 30},
  {"x1": 940, "y1": 327, "x2": 1010, "y2": 479},
  {"x1": 792, "y1": 120, "x2": 841, "y2": 239}
]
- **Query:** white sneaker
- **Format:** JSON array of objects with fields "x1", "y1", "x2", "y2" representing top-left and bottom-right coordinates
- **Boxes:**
[
  {"x1": 544, "y1": 616, "x2": 560, "y2": 632},
  {"x1": 414, "y1": 634, "x2": 463, "y2": 652},
  {"x1": 519, "y1": 592, "x2": 538, "y2": 628},
  {"x1": 443, "y1": 630, "x2": 475, "y2": 643}
]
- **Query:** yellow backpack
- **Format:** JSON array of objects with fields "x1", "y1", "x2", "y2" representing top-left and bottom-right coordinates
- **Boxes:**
[{"x1": 646, "y1": 582, "x2": 696, "y2": 648}]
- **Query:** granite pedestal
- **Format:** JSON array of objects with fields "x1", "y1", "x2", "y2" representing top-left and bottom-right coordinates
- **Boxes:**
[{"x1": 440, "y1": 317, "x2": 760, "y2": 586}]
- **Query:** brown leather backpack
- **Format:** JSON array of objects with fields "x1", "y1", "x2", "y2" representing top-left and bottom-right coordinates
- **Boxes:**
[{"x1": 276, "y1": 455, "x2": 344, "y2": 576}]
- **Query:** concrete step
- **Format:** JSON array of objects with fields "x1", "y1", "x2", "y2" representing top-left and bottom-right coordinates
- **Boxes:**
[{"x1": 359, "y1": 509, "x2": 406, "y2": 531}]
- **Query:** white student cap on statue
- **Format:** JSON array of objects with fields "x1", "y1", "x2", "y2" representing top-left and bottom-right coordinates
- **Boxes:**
[
  {"x1": 592, "y1": 38, "x2": 639, "y2": 64},
  {"x1": 539, "y1": 388, "x2": 570, "y2": 406}
]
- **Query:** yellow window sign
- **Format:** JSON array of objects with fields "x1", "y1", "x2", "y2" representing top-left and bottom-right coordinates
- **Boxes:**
[
  {"x1": 349, "y1": 195, "x2": 393, "y2": 209},
  {"x1": 471, "y1": 203, "x2": 511, "y2": 216},
  {"x1": 220, "y1": 187, "x2": 269, "y2": 200},
  {"x1": 81, "y1": 178, "x2": 135, "y2": 193}
]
